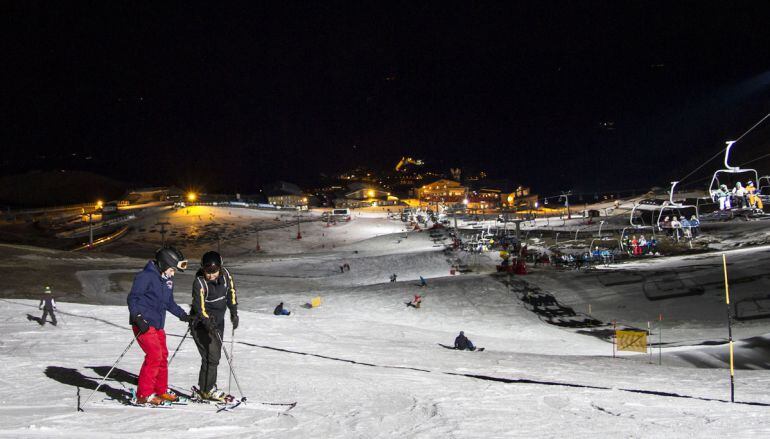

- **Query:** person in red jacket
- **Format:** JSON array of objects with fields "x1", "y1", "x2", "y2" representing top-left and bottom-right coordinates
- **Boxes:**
[{"x1": 127, "y1": 247, "x2": 191, "y2": 406}]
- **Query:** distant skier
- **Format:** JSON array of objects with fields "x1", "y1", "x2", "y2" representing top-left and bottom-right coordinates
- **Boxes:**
[
  {"x1": 454, "y1": 331, "x2": 477, "y2": 351},
  {"x1": 190, "y1": 251, "x2": 238, "y2": 402},
  {"x1": 273, "y1": 302, "x2": 291, "y2": 316},
  {"x1": 390, "y1": 273, "x2": 398, "y2": 283},
  {"x1": 407, "y1": 294, "x2": 422, "y2": 308},
  {"x1": 127, "y1": 247, "x2": 191, "y2": 406},
  {"x1": 419, "y1": 276, "x2": 427, "y2": 287},
  {"x1": 343, "y1": 263, "x2": 350, "y2": 271},
  {"x1": 38, "y1": 286, "x2": 57, "y2": 326}
]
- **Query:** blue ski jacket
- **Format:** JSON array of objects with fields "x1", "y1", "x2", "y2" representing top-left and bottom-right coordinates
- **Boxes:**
[{"x1": 127, "y1": 261, "x2": 186, "y2": 329}]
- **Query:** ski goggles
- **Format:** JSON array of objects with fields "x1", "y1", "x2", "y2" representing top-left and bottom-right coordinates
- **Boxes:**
[{"x1": 176, "y1": 260, "x2": 189, "y2": 271}]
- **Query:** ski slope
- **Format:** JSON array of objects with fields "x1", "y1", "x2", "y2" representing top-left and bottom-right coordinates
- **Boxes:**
[{"x1": 2, "y1": 208, "x2": 770, "y2": 438}]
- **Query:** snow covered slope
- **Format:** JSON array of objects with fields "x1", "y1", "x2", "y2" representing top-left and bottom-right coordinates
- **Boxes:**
[{"x1": 2, "y1": 207, "x2": 770, "y2": 438}]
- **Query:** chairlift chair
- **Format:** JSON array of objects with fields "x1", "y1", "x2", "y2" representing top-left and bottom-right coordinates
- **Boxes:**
[
  {"x1": 707, "y1": 140, "x2": 759, "y2": 201},
  {"x1": 629, "y1": 181, "x2": 698, "y2": 234},
  {"x1": 758, "y1": 175, "x2": 770, "y2": 203}
]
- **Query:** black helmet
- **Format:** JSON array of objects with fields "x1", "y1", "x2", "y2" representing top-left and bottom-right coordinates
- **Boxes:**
[
  {"x1": 201, "y1": 251, "x2": 223, "y2": 274},
  {"x1": 155, "y1": 246, "x2": 188, "y2": 272}
]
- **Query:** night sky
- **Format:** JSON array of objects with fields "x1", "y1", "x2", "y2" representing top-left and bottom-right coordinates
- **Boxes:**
[{"x1": 5, "y1": 2, "x2": 770, "y2": 196}]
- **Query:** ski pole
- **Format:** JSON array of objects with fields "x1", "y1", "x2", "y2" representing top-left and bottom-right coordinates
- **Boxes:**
[
  {"x1": 227, "y1": 325, "x2": 234, "y2": 395},
  {"x1": 80, "y1": 336, "x2": 136, "y2": 411},
  {"x1": 213, "y1": 329, "x2": 246, "y2": 400},
  {"x1": 167, "y1": 325, "x2": 191, "y2": 367}
]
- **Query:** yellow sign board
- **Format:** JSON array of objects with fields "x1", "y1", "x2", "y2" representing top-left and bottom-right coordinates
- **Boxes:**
[
  {"x1": 311, "y1": 296, "x2": 321, "y2": 308},
  {"x1": 616, "y1": 330, "x2": 647, "y2": 353}
]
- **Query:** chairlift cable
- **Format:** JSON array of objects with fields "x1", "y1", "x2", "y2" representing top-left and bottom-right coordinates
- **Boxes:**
[
  {"x1": 739, "y1": 150, "x2": 770, "y2": 167},
  {"x1": 678, "y1": 111, "x2": 770, "y2": 184}
]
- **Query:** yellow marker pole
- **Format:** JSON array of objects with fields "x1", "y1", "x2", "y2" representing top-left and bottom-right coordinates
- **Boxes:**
[{"x1": 723, "y1": 254, "x2": 735, "y2": 403}]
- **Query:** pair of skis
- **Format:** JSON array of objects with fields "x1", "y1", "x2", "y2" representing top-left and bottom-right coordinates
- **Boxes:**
[{"x1": 116, "y1": 388, "x2": 295, "y2": 413}]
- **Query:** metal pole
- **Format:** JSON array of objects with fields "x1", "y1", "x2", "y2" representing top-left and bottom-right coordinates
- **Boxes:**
[
  {"x1": 213, "y1": 329, "x2": 246, "y2": 400},
  {"x1": 88, "y1": 213, "x2": 93, "y2": 247},
  {"x1": 227, "y1": 325, "x2": 234, "y2": 395},
  {"x1": 80, "y1": 336, "x2": 136, "y2": 411},
  {"x1": 167, "y1": 325, "x2": 191, "y2": 368},
  {"x1": 648, "y1": 321, "x2": 652, "y2": 364},
  {"x1": 658, "y1": 314, "x2": 663, "y2": 366},
  {"x1": 723, "y1": 254, "x2": 735, "y2": 403},
  {"x1": 612, "y1": 320, "x2": 617, "y2": 358}
]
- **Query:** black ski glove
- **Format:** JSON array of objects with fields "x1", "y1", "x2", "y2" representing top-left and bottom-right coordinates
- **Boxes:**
[
  {"x1": 179, "y1": 312, "x2": 191, "y2": 323},
  {"x1": 203, "y1": 314, "x2": 217, "y2": 332},
  {"x1": 133, "y1": 314, "x2": 150, "y2": 334},
  {"x1": 231, "y1": 312, "x2": 239, "y2": 330}
]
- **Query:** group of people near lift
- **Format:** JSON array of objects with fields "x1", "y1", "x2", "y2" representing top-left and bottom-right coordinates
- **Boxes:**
[
  {"x1": 713, "y1": 180, "x2": 764, "y2": 211},
  {"x1": 657, "y1": 214, "x2": 700, "y2": 240}
]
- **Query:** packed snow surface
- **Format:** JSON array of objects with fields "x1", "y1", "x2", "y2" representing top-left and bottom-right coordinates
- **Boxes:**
[{"x1": 2, "y1": 207, "x2": 770, "y2": 438}]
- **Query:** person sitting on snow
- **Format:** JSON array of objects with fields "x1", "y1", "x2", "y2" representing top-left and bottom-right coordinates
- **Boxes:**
[
  {"x1": 273, "y1": 302, "x2": 291, "y2": 316},
  {"x1": 454, "y1": 331, "x2": 476, "y2": 351},
  {"x1": 407, "y1": 294, "x2": 422, "y2": 308}
]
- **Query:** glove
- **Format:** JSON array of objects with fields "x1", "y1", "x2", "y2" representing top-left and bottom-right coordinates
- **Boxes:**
[
  {"x1": 203, "y1": 314, "x2": 217, "y2": 332},
  {"x1": 179, "y1": 312, "x2": 191, "y2": 323},
  {"x1": 133, "y1": 314, "x2": 150, "y2": 334},
  {"x1": 231, "y1": 313, "x2": 239, "y2": 330}
]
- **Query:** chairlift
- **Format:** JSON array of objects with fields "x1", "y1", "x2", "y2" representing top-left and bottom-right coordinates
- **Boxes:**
[
  {"x1": 619, "y1": 226, "x2": 655, "y2": 251},
  {"x1": 629, "y1": 181, "x2": 699, "y2": 232},
  {"x1": 707, "y1": 140, "x2": 759, "y2": 200}
]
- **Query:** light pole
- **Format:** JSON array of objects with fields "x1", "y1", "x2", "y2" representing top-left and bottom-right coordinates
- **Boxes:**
[
  {"x1": 296, "y1": 209, "x2": 302, "y2": 239},
  {"x1": 88, "y1": 213, "x2": 93, "y2": 248},
  {"x1": 560, "y1": 190, "x2": 572, "y2": 219}
]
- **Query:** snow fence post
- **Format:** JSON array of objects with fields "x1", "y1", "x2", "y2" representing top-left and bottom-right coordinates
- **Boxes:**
[
  {"x1": 658, "y1": 314, "x2": 663, "y2": 366},
  {"x1": 647, "y1": 321, "x2": 652, "y2": 364},
  {"x1": 612, "y1": 320, "x2": 616, "y2": 358}
]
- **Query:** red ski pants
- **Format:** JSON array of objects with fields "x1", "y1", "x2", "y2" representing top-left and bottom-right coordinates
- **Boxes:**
[{"x1": 133, "y1": 326, "x2": 169, "y2": 398}]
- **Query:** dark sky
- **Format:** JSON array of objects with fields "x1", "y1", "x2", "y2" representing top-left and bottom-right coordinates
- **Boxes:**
[{"x1": 4, "y1": 1, "x2": 770, "y2": 196}]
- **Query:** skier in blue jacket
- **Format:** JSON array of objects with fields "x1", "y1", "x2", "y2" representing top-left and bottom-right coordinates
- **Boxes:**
[{"x1": 127, "y1": 246, "x2": 191, "y2": 405}]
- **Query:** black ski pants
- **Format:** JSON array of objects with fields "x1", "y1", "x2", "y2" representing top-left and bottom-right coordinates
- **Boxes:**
[
  {"x1": 192, "y1": 323, "x2": 224, "y2": 393},
  {"x1": 40, "y1": 308, "x2": 57, "y2": 325}
]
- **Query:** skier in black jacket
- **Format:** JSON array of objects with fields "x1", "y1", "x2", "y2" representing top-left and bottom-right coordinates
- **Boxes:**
[
  {"x1": 38, "y1": 286, "x2": 57, "y2": 326},
  {"x1": 190, "y1": 251, "x2": 238, "y2": 401}
]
